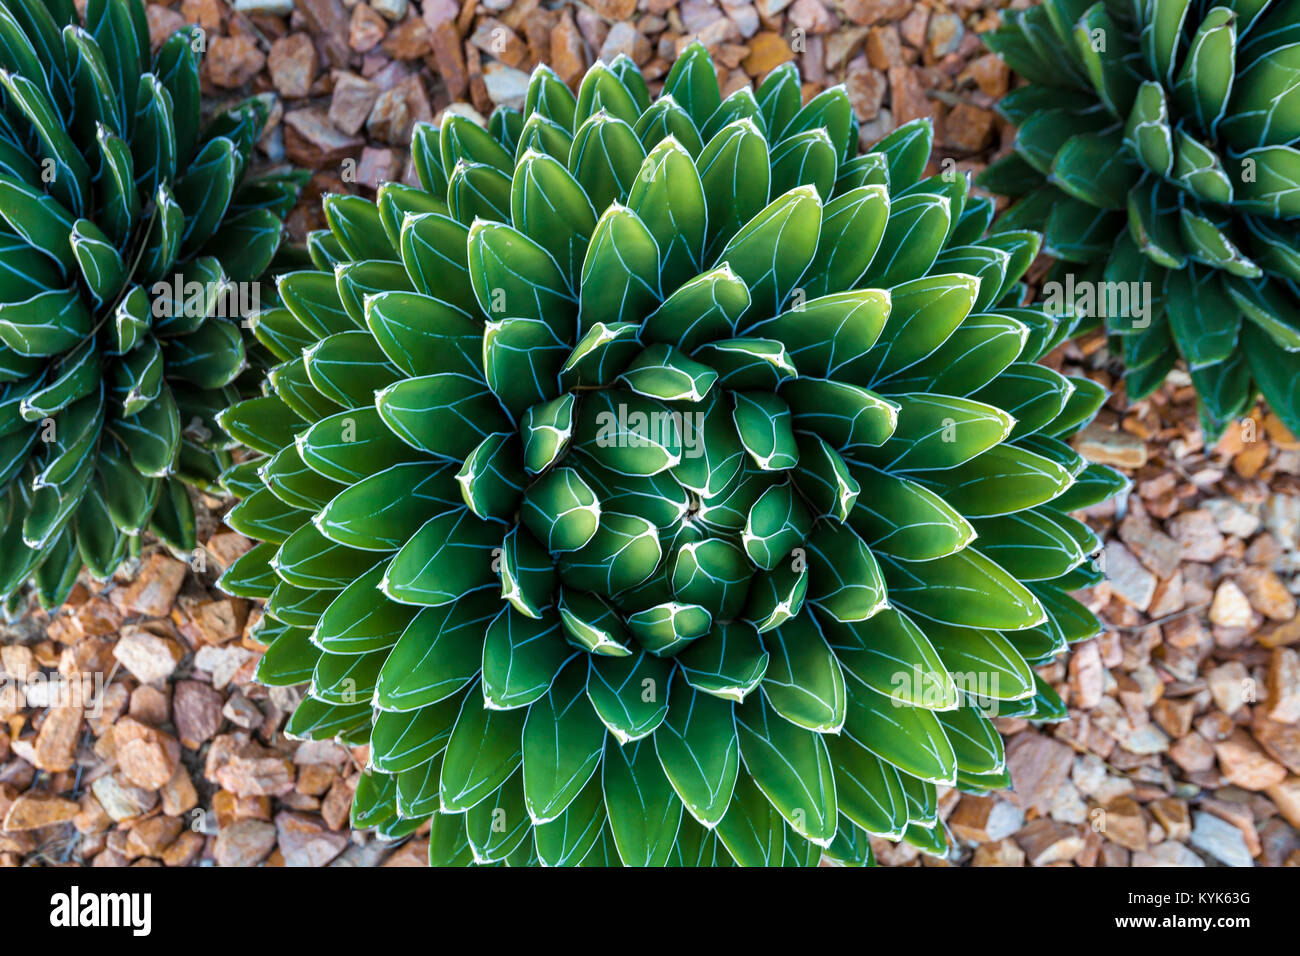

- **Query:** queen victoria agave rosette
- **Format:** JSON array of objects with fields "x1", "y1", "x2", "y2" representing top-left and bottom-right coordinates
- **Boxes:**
[
  {"x1": 0, "y1": 0, "x2": 304, "y2": 608},
  {"x1": 980, "y1": 0, "x2": 1300, "y2": 439},
  {"x1": 216, "y1": 46, "x2": 1125, "y2": 866}
]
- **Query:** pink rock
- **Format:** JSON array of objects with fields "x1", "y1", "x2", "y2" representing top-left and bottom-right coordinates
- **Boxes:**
[{"x1": 214, "y1": 819, "x2": 277, "y2": 867}]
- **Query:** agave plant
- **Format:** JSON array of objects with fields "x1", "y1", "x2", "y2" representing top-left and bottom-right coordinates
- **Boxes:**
[
  {"x1": 0, "y1": 0, "x2": 304, "y2": 609},
  {"x1": 219, "y1": 46, "x2": 1124, "y2": 866},
  {"x1": 980, "y1": 0, "x2": 1300, "y2": 438}
]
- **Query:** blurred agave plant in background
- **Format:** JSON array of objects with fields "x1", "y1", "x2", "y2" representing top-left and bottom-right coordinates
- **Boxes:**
[
  {"x1": 0, "y1": 0, "x2": 303, "y2": 609},
  {"x1": 980, "y1": 0, "x2": 1300, "y2": 439},
  {"x1": 218, "y1": 45, "x2": 1124, "y2": 866}
]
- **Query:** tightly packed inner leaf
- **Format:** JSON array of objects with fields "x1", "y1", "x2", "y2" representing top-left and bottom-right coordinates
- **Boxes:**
[
  {"x1": 220, "y1": 46, "x2": 1123, "y2": 866},
  {"x1": 0, "y1": 0, "x2": 302, "y2": 608},
  {"x1": 981, "y1": 0, "x2": 1300, "y2": 437}
]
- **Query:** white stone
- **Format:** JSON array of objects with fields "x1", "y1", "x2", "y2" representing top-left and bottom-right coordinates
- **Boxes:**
[
  {"x1": 1120, "y1": 723, "x2": 1171, "y2": 755},
  {"x1": 1132, "y1": 842, "x2": 1205, "y2": 867},
  {"x1": 482, "y1": 63, "x2": 530, "y2": 110},
  {"x1": 1206, "y1": 661, "x2": 1251, "y2": 716},
  {"x1": 438, "y1": 102, "x2": 488, "y2": 128},
  {"x1": 233, "y1": 0, "x2": 294, "y2": 14},
  {"x1": 112, "y1": 629, "x2": 178, "y2": 686},
  {"x1": 1209, "y1": 580, "x2": 1254, "y2": 628},
  {"x1": 193, "y1": 644, "x2": 256, "y2": 690},
  {"x1": 1104, "y1": 539, "x2": 1156, "y2": 610},
  {"x1": 1189, "y1": 813, "x2": 1254, "y2": 867},
  {"x1": 1071, "y1": 753, "x2": 1109, "y2": 797},
  {"x1": 1048, "y1": 779, "x2": 1088, "y2": 824},
  {"x1": 369, "y1": 0, "x2": 409, "y2": 21},
  {"x1": 1263, "y1": 494, "x2": 1300, "y2": 548},
  {"x1": 1202, "y1": 497, "x2": 1261, "y2": 538},
  {"x1": 723, "y1": 2, "x2": 760, "y2": 38},
  {"x1": 983, "y1": 801, "x2": 1025, "y2": 842}
]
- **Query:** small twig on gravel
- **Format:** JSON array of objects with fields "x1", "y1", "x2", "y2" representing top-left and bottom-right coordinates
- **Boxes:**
[
  {"x1": 926, "y1": 89, "x2": 992, "y2": 110},
  {"x1": 1110, "y1": 603, "x2": 1209, "y2": 633},
  {"x1": 70, "y1": 728, "x2": 93, "y2": 799}
]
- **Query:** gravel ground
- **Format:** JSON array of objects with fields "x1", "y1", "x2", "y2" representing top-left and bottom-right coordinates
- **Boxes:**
[{"x1": 2, "y1": 0, "x2": 1296, "y2": 867}]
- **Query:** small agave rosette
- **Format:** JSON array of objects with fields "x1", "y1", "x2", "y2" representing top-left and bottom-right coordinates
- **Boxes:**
[
  {"x1": 982, "y1": 0, "x2": 1300, "y2": 438},
  {"x1": 0, "y1": 0, "x2": 304, "y2": 608}
]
